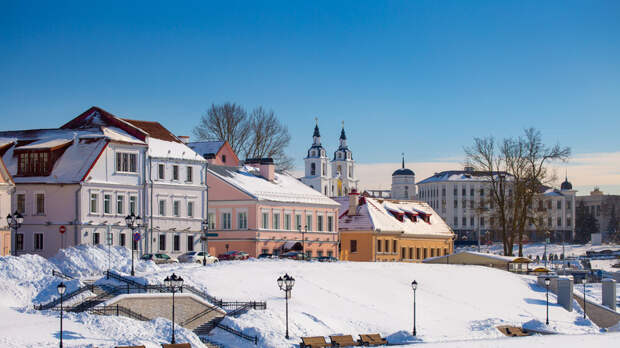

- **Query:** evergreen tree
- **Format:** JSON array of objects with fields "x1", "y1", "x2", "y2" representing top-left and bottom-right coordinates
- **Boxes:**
[
  {"x1": 575, "y1": 201, "x2": 599, "y2": 243},
  {"x1": 608, "y1": 205, "x2": 619, "y2": 242}
]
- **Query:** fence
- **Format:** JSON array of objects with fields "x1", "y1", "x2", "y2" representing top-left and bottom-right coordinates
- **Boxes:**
[
  {"x1": 215, "y1": 322, "x2": 259, "y2": 345},
  {"x1": 36, "y1": 284, "x2": 95, "y2": 310}
]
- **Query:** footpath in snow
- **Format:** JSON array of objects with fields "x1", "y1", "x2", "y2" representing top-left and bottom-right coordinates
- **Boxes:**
[{"x1": 0, "y1": 245, "x2": 610, "y2": 347}]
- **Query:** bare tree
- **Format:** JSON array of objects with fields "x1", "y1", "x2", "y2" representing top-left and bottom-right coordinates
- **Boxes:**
[
  {"x1": 465, "y1": 128, "x2": 570, "y2": 256},
  {"x1": 193, "y1": 103, "x2": 251, "y2": 155},
  {"x1": 245, "y1": 107, "x2": 293, "y2": 171}
]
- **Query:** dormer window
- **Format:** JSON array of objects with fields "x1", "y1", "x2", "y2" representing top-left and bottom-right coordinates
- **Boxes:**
[
  {"x1": 116, "y1": 152, "x2": 137, "y2": 173},
  {"x1": 222, "y1": 154, "x2": 227, "y2": 163},
  {"x1": 17, "y1": 151, "x2": 50, "y2": 176}
]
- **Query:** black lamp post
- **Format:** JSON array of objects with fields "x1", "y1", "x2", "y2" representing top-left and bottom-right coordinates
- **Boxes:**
[
  {"x1": 57, "y1": 282, "x2": 66, "y2": 348},
  {"x1": 582, "y1": 277, "x2": 587, "y2": 319},
  {"x1": 125, "y1": 213, "x2": 142, "y2": 276},
  {"x1": 411, "y1": 280, "x2": 418, "y2": 336},
  {"x1": 544, "y1": 277, "x2": 550, "y2": 325},
  {"x1": 201, "y1": 219, "x2": 209, "y2": 266},
  {"x1": 277, "y1": 273, "x2": 295, "y2": 339},
  {"x1": 164, "y1": 273, "x2": 184, "y2": 344},
  {"x1": 6, "y1": 211, "x2": 24, "y2": 256}
]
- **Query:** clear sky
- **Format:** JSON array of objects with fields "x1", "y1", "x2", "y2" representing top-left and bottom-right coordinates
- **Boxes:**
[{"x1": 2, "y1": 1, "x2": 619, "y2": 192}]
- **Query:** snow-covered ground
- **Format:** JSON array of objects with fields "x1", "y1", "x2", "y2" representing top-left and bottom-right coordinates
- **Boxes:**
[
  {"x1": 574, "y1": 283, "x2": 620, "y2": 308},
  {"x1": 0, "y1": 245, "x2": 614, "y2": 347},
  {"x1": 458, "y1": 242, "x2": 620, "y2": 259}
]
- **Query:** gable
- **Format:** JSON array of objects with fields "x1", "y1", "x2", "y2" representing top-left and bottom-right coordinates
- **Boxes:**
[{"x1": 60, "y1": 106, "x2": 147, "y2": 142}]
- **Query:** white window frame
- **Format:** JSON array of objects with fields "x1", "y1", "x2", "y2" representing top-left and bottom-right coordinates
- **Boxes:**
[
  {"x1": 158, "y1": 164, "x2": 165, "y2": 180},
  {"x1": 129, "y1": 195, "x2": 137, "y2": 215},
  {"x1": 117, "y1": 194, "x2": 124, "y2": 215},
  {"x1": 173, "y1": 165, "x2": 179, "y2": 181},
  {"x1": 187, "y1": 201, "x2": 194, "y2": 218},
  {"x1": 222, "y1": 212, "x2": 232, "y2": 229},
  {"x1": 34, "y1": 233, "x2": 44, "y2": 250},
  {"x1": 173, "y1": 200, "x2": 181, "y2": 217},
  {"x1": 90, "y1": 193, "x2": 98, "y2": 214},
  {"x1": 103, "y1": 193, "x2": 112, "y2": 214},
  {"x1": 237, "y1": 211, "x2": 248, "y2": 230},
  {"x1": 262, "y1": 212, "x2": 269, "y2": 229},
  {"x1": 159, "y1": 200, "x2": 166, "y2": 216},
  {"x1": 115, "y1": 151, "x2": 138, "y2": 173},
  {"x1": 35, "y1": 192, "x2": 45, "y2": 215},
  {"x1": 186, "y1": 166, "x2": 193, "y2": 183}
]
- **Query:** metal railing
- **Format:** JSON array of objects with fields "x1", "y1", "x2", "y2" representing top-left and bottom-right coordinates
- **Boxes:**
[
  {"x1": 51, "y1": 269, "x2": 75, "y2": 280},
  {"x1": 106, "y1": 270, "x2": 148, "y2": 291},
  {"x1": 180, "y1": 306, "x2": 219, "y2": 327},
  {"x1": 215, "y1": 322, "x2": 258, "y2": 345},
  {"x1": 36, "y1": 284, "x2": 95, "y2": 310},
  {"x1": 52, "y1": 304, "x2": 150, "y2": 322}
]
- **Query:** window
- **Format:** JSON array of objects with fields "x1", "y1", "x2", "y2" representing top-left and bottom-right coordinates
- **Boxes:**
[
  {"x1": 327, "y1": 216, "x2": 334, "y2": 232},
  {"x1": 306, "y1": 214, "x2": 312, "y2": 231},
  {"x1": 470, "y1": 216, "x2": 474, "y2": 227},
  {"x1": 90, "y1": 193, "x2": 98, "y2": 213},
  {"x1": 295, "y1": 215, "x2": 302, "y2": 230},
  {"x1": 470, "y1": 188, "x2": 474, "y2": 196},
  {"x1": 454, "y1": 200, "x2": 458, "y2": 208},
  {"x1": 322, "y1": 163, "x2": 326, "y2": 176},
  {"x1": 462, "y1": 217, "x2": 467, "y2": 226},
  {"x1": 238, "y1": 212, "x2": 248, "y2": 229},
  {"x1": 117, "y1": 195, "x2": 124, "y2": 215},
  {"x1": 385, "y1": 240, "x2": 390, "y2": 253},
  {"x1": 115, "y1": 152, "x2": 137, "y2": 173},
  {"x1": 129, "y1": 196, "x2": 137, "y2": 214},
  {"x1": 173, "y1": 165, "x2": 179, "y2": 180},
  {"x1": 159, "y1": 200, "x2": 166, "y2": 216},
  {"x1": 262, "y1": 212, "x2": 269, "y2": 229},
  {"x1": 567, "y1": 217, "x2": 572, "y2": 227},
  {"x1": 327, "y1": 251, "x2": 333, "y2": 257},
  {"x1": 480, "y1": 188, "x2": 484, "y2": 196},
  {"x1": 16, "y1": 234, "x2": 24, "y2": 250},
  {"x1": 462, "y1": 188, "x2": 466, "y2": 196},
  {"x1": 222, "y1": 212, "x2": 232, "y2": 229},
  {"x1": 453, "y1": 217, "x2": 458, "y2": 226},
  {"x1": 350, "y1": 240, "x2": 358, "y2": 253},
  {"x1": 393, "y1": 240, "x2": 397, "y2": 253},
  {"x1": 317, "y1": 215, "x2": 323, "y2": 231},
  {"x1": 36, "y1": 193, "x2": 45, "y2": 215},
  {"x1": 480, "y1": 216, "x2": 485, "y2": 226},
  {"x1": 567, "y1": 201, "x2": 571, "y2": 210},
  {"x1": 120, "y1": 233, "x2": 126, "y2": 247},
  {"x1": 442, "y1": 188, "x2": 446, "y2": 197},
  {"x1": 158, "y1": 164, "x2": 165, "y2": 179},
  {"x1": 547, "y1": 201, "x2": 552, "y2": 209},
  {"x1": 17, "y1": 151, "x2": 50, "y2": 176},
  {"x1": 401, "y1": 247, "x2": 406, "y2": 259},
  {"x1": 423, "y1": 248, "x2": 428, "y2": 259},
  {"x1": 173, "y1": 201, "x2": 180, "y2": 217},
  {"x1": 454, "y1": 188, "x2": 458, "y2": 196},
  {"x1": 409, "y1": 248, "x2": 413, "y2": 259},
  {"x1": 416, "y1": 248, "x2": 421, "y2": 259},
  {"x1": 187, "y1": 201, "x2": 194, "y2": 217},
  {"x1": 596, "y1": 205, "x2": 601, "y2": 216},
  {"x1": 93, "y1": 232, "x2": 100, "y2": 245},
  {"x1": 16, "y1": 194, "x2": 26, "y2": 214},
  {"x1": 548, "y1": 217, "x2": 552, "y2": 227},
  {"x1": 431, "y1": 248, "x2": 435, "y2": 257},
  {"x1": 187, "y1": 235, "x2": 194, "y2": 251},
  {"x1": 311, "y1": 163, "x2": 316, "y2": 176},
  {"x1": 285, "y1": 214, "x2": 291, "y2": 230},
  {"x1": 557, "y1": 217, "x2": 562, "y2": 227},
  {"x1": 557, "y1": 201, "x2": 562, "y2": 210},
  {"x1": 273, "y1": 213, "x2": 280, "y2": 229},
  {"x1": 317, "y1": 250, "x2": 324, "y2": 257},
  {"x1": 222, "y1": 154, "x2": 227, "y2": 163},
  {"x1": 173, "y1": 235, "x2": 180, "y2": 251},
  {"x1": 104, "y1": 194, "x2": 111, "y2": 214},
  {"x1": 377, "y1": 239, "x2": 382, "y2": 252},
  {"x1": 470, "y1": 200, "x2": 474, "y2": 209},
  {"x1": 186, "y1": 166, "x2": 193, "y2": 182},
  {"x1": 159, "y1": 234, "x2": 166, "y2": 250},
  {"x1": 208, "y1": 213, "x2": 215, "y2": 229},
  {"x1": 34, "y1": 233, "x2": 43, "y2": 250}
]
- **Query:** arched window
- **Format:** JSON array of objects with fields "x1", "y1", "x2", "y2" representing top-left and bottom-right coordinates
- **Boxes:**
[
  {"x1": 322, "y1": 163, "x2": 326, "y2": 176},
  {"x1": 337, "y1": 165, "x2": 342, "y2": 175},
  {"x1": 324, "y1": 186, "x2": 327, "y2": 195},
  {"x1": 311, "y1": 163, "x2": 316, "y2": 175}
]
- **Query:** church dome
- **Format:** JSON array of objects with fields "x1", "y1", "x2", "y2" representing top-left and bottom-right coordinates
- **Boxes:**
[
  {"x1": 561, "y1": 178, "x2": 572, "y2": 190},
  {"x1": 392, "y1": 168, "x2": 415, "y2": 176}
]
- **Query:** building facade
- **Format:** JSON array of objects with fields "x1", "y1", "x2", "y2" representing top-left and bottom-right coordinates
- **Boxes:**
[
  {"x1": 576, "y1": 188, "x2": 620, "y2": 242},
  {"x1": 0, "y1": 157, "x2": 14, "y2": 256},
  {"x1": 206, "y1": 159, "x2": 340, "y2": 258},
  {"x1": 417, "y1": 167, "x2": 576, "y2": 243},
  {"x1": 338, "y1": 191, "x2": 454, "y2": 262},
  {"x1": 0, "y1": 107, "x2": 208, "y2": 258},
  {"x1": 301, "y1": 122, "x2": 359, "y2": 197}
]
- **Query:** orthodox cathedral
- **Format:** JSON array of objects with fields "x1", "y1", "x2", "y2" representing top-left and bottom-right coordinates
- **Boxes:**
[{"x1": 301, "y1": 121, "x2": 359, "y2": 197}]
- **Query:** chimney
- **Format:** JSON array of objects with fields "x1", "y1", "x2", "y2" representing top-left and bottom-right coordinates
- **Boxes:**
[
  {"x1": 259, "y1": 158, "x2": 275, "y2": 181},
  {"x1": 178, "y1": 135, "x2": 190, "y2": 144},
  {"x1": 348, "y1": 189, "x2": 360, "y2": 216}
]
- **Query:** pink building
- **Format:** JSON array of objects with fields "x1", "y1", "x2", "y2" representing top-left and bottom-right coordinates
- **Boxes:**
[
  {"x1": 206, "y1": 158, "x2": 340, "y2": 258},
  {"x1": 187, "y1": 140, "x2": 239, "y2": 166}
]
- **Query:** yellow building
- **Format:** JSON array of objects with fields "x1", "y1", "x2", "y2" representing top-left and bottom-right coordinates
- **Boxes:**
[
  {"x1": 337, "y1": 192, "x2": 454, "y2": 262},
  {"x1": 0, "y1": 156, "x2": 14, "y2": 256}
]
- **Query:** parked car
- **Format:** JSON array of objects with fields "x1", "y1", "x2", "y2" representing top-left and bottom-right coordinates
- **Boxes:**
[
  {"x1": 177, "y1": 251, "x2": 219, "y2": 264},
  {"x1": 218, "y1": 250, "x2": 250, "y2": 260},
  {"x1": 280, "y1": 251, "x2": 305, "y2": 260},
  {"x1": 317, "y1": 256, "x2": 338, "y2": 262},
  {"x1": 140, "y1": 253, "x2": 179, "y2": 264},
  {"x1": 258, "y1": 253, "x2": 275, "y2": 259}
]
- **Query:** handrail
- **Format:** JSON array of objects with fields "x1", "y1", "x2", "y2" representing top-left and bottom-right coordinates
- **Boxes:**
[
  {"x1": 106, "y1": 270, "x2": 148, "y2": 290},
  {"x1": 52, "y1": 269, "x2": 74, "y2": 280},
  {"x1": 215, "y1": 322, "x2": 258, "y2": 345},
  {"x1": 180, "y1": 306, "x2": 219, "y2": 326},
  {"x1": 36, "y1": 284, "x2": 94, "y2": 310},
  {"x1": 227, "y1": 304, "x2": 251, "y2": 317}
]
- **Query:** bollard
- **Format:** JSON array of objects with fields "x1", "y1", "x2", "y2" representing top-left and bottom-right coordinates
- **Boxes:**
[
  {"x1": 556, "y1": 277, "x2": 573, "y2": 312},
  {"x1": 602, "y1": 278, "x2": 617, "y2": 311}
]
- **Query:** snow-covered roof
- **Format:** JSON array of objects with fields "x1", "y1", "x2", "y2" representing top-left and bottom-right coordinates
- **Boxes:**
[
  {"x1": 15, "y1": 138, "x2": 73, "y2": 150},
  {"x1": 418, "y1": 170, "x2": 513, "y2": 184},
  {"x1": 147, "y1": 137, "x2": 206, "y2": 162},
  {"x1": 187, "y1": 141, "x2": 225, "y2": 157},
  {"x1": 337, "y1": 196, "x2": 453, "y2": 237},
  {"x1": 424, "y1": 250, "x2": 532, "y2": 264},
  {"x1": 209, "y1": 165, "x2": 340, "y2": 206}
]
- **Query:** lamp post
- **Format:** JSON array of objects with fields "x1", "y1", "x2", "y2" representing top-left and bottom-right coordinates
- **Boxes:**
[
  {"x1": 201, "y1": 219, "x2": 209, "y2": 266},
  {"x1": 582, "y1": 277, "x2": 587, "y2": 319},
  {"x1": 544, "y1": 277, "x2": 550, "y2": 325},
  {"x1": 6, "y1": 211, "x2": 24, "y2": 256},
  {"x1": 277, "y1": 273, "x2": 295, "y2": 339},
  {"x1": 125, "y1": 213, "x2": 142, "y2": 276},
  {"x1": 164, "y1": 273, "x2": 184, "y2": 344},
  {"x1": 57, "y1": 282, "x2": 66, "y2": 348},
  {"x1": 411, "y1": 280, "x2": 418, "y2": 336}
]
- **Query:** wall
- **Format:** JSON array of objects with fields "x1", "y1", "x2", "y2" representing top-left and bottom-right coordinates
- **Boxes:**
[{"x1": 0, "y1": 181, "x2": 13, "y2": 256}]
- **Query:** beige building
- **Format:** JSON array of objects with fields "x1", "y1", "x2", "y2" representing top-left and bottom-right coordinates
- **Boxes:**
[
  {"x1": 576, "y1": 188, "x2": 620, "y2": 242},
  {"x1": 337, "y1": 191, "x2": 454, "y2": 262},
  {"x1": 0, "y1": 156, "x2": 14, "y2": 256}
]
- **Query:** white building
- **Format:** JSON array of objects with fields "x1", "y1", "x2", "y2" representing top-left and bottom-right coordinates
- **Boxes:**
[
  {"x1": 0, "y1": 107, "x2": 207, "y2": 258},
  {"x1": 390, "y1": 157, "x2": 416, "y2": 200},
  {"x1": 417, "y1": 167, "x2": 576, "y2": 242},
  {"x1": 301, "y1": 122, "x2": 359, "y2": 197}
]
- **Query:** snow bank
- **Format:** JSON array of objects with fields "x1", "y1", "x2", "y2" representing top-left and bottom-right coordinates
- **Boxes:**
[{"x1": 0, "y1": 253, "x2": 64, "y2": 307}]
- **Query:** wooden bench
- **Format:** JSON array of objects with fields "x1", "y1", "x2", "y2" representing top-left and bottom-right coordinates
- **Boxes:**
[
  {"x1": 496, "y1": 325, "x2": 531, "y2": 337},
  {"x1": 161, "y1": 343, "x2": 192, "y2": 348},
  {"x1": 300, "y1": 336, "x2": 330, "y2": 348},
  {"x1": 358, "y1": 334, "x2": 387, "y2": 346},
  {"x1": 330, "y1": 335, "x2": 360, "y2": 347}
]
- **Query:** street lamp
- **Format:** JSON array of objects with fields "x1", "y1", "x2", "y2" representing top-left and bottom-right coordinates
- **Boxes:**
[
  {"x1": 277, "y1": 273, "x2": 295, "y2": 339},
  {"x1": 57, "y1": 282, "x2": 66, "y2": 348},
  {"x1": 411, "y1": 280, "x2": 418, "y2": 336},
  {"x1": 164, "y1": 273, "x2": 184, "y2": 344},
  {"x1": 544, "y1": 277, "x2": 550, "y2": 325},
  {"x1": 125, "y1": 213, "x2": 142, "y2": 276},
  {"x1": 201, "y1": 219, "x2": 209, "y2": 266},
  {"x1": 582, "y1": 277, "x2": 587, "y2": 319},
  {"x1": 6, "y1": 211, "x2": 24, "y2": 256}
]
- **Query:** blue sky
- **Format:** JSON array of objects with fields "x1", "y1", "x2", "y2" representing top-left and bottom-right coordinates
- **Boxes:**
[{"x1": 1, "y1": 1, "x2": 619, "y2": 191}]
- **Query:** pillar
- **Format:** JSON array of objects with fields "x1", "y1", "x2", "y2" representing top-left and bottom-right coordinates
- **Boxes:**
[
  {"x1": 557, "y1": 277, "x2": 573, "y2": 312},
  {"x1": 602, "y1": 278, "x2": 617, "y2": 311}
]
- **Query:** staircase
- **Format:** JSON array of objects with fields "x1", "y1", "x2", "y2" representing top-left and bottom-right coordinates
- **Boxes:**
[{"x1": 68, "y1": 284, "x2": 121, "y2": 312}]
